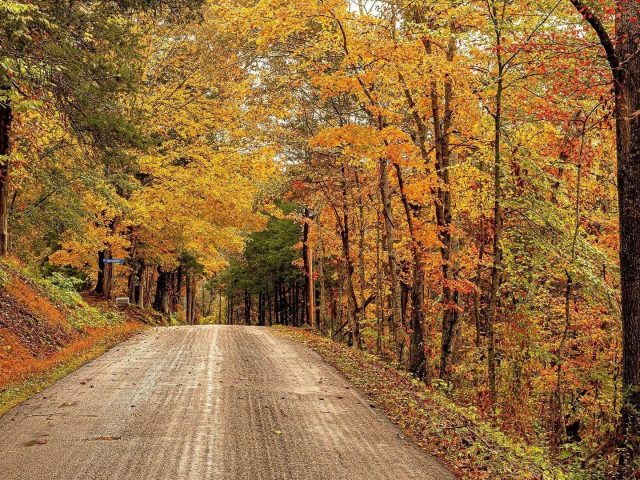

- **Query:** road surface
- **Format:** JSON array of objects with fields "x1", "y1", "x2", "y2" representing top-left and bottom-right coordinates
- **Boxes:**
[{"x1": 0, "y1": 325, "x2": 454, "y2": 479}]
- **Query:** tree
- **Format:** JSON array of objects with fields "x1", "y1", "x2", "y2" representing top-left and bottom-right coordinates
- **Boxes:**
[{"x1": 563, "y1": 0, "x2": 640, "y2": 473}]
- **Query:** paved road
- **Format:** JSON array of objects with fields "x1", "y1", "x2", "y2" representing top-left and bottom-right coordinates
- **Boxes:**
[{"x1": 0, "y1": 325, "x2": 454, "y2": 479}]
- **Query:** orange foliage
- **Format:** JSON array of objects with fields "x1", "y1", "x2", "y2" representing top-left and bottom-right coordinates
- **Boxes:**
[
  {"x1": 0, "y1": 321, "x2": 143, "y2": 389},
  {"x1": 5, "y1": 278, "x2": 71, "y2": 334}
]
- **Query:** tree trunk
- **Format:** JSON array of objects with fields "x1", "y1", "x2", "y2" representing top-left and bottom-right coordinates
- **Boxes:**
[
  {"x1": 153, "y1": 267, "x2": 170, "y2": 314},
  {"x1": 144, "y1": 266, "x2": 154, "y2": 308},
  {"x1": 94, "y1": 216, "x2": 121, "y2": 299},
  {"x1": 379, "y1": 157, "x2": 404, "y2": 362},
  {"x1": 186, "y1": 272, "x2": 196, "y2": 325},
  {"x1": 95, "y1": 251, "x2": 106, "y2": 295},
  {"x1": 425, "y1": 32, "x2": 460, "y2": 381},
  {"x1": 405, "y1": 12, "x2": 460, "y2": 379},
  {"x1": 318, "y1": 227, "x2": 326, "y2": 331},
  {"x1": 302, "y1": 214, "x2": 317, "y2": 328},
  {"x1": 562, "y1": 2, "x2": 640, "y2": 471},
  {"x1": 244, "y1": 288, "x2": 251, "y2": 325},
  {"x1": 355, "y1": 171, "x2": 368, "y2": 320},
  {"x1": 375, "y1": 210, "x2": 385, "y2": 356},
  {"x1": 172, "y1": 266, "x2": 183, "y2": 314},
  {"x1": 129, "y1": 258, "x2": 144, "y2": 306},
  {"x1": 275, "y1": 280, "x2": 280, "y2": 324},
  {"x1": 258, "y1": 290, "x2": 265, "y2": 326},
  {"x1": 0, "y1": 92, "x2": 11, "y2": 256},
  {"x1": 615, "y1": 10, "x2": 640, "y2": 474},
  {"x1": 282, "y1": 281, "x2": 289, "y2": 324},
  {"x1": 332, "y1": 163, "x2": 361, "y2": 347},
  {"x1": 396, "y1": 164, "x2": 427, "y2": 379},
  {"x1": 103, "y1": 254, "x2": 114, "y2": 299},
  {"x1": 485, "y1": 2, "x2": 505, "y2": 409}
]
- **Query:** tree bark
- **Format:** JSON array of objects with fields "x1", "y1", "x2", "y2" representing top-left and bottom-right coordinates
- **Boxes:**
[
  {"x1": 153, "y1": 267, "x2": 170, "y2": 314},
  {"x1": 379, "y1": 157, "x2": 404, "y2": 362},
  {"x1": 94, "y1": 216, "x2": 121, "y2": 299},
  {"x1": 566, "y1": 1, "x2": 640, "y2": 473},
  {"x1": 243, "y1": 288, "x2": 251, "y2": 325},
  {"x1": 186, "y1": 272, "x2": 197, "y2": 325},
  {"x1": 396, "y1": 164, "x2": 427, "y2": 379},
  {"x1": 375, "y1": 209, "x2": 385, "y2": 356},
  {"x1": 303, "y1": 214, "x2": 317, "y2": 329},
  {"x1": 95, "y1": 251, "x2": 106, "y2": 295},
  {"x1": 483, "y1": 0, "x2": 509, "y2": 410},
  {"x1": 318, "y1": 224, "x2": 326, "y2": 331},
  {"x1": 615, "y1": 13, "x2": 640, "y2": 476},
  {"x1": 355, "y1": 171, "x2": 368, "y2": 320},
  {"x1": 0, "y1": 91, "x2": 11, "y2": 256},
  {"x1": 332, "y1": 162, "x2": 361, "y2": 347},
  {"x1": 258, "y1": 290, "x2": 265, "y2": 326}
]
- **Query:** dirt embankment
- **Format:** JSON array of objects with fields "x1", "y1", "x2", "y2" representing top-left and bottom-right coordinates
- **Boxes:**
[{"x1": 0, "y1": 270, "x2": 147, "y2": 399}]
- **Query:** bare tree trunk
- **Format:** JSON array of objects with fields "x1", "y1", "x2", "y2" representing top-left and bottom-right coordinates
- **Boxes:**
[
  {"x1": 0, "y1": 91, "x2": 10, "y2": 256},
  {"x1": 302, "y1": 212, "x2": 317, "y2": 328},
  {"x1": 396, "y1": 164, "x2": 427, "y2": 379},
  {"x1": 94, "y1": 216, "x2": 121, "y2": 299},
  {"x1": 486, "y1": 5, "x2": 504, "y2": 407},
  {"x1": 170, "y1": 266, "x2": 183, "y2": 314},
  {"x1": 379, "y1": 157, "x2": 404, "y2": 363},
  {"x1": 95, "y1": 251, "x2": 106, "y2": 295},
  {"x1": 129, "y1": 258, "x2": 144, "y2": 305},
  {"x1": 614, "y1": 9, "x2": 640, "y2": 473},
  {"x1": 186, "y1": 273, "x2": 197, "y2": 325},
  {"x1": 153, "y1": 267, "x2": 170, "y2": 314},
  {"x1": 318, "y1": 226, "x2": 326, "y2": 331},
  {"x1": 355, "y1": 171, "x2": 368, "y2": 319},
  {"x1": 375, "y1": 209, "x2": 385, "y2": 356},
  {"x1": 143, "y1": 266, "x2": 154, "y2": 308},
  {"x1": 333, "y1": 163, "x2": 361, "y2": 347},
  {"x1": 258, "y1": 290, "x2": 265, "y2": 326}
]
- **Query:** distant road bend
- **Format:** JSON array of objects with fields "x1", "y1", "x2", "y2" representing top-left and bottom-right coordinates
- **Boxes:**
[{"x1": 0, "y1": 325, "x2": 454, "y2": 479}]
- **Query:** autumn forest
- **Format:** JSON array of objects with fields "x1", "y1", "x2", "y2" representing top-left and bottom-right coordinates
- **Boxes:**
[{"x1": 2, "y1": 0, "x2": 640, "y2": 478}]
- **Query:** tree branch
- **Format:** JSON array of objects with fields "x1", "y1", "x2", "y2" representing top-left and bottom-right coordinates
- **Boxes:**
[{"x1": 568, "y1": 0, "x2": 619, "y2": 75}]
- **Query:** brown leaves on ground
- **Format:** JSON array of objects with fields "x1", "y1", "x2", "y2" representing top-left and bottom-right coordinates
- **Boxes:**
[{"x1": 275, "y1": 327, "x2": 564, "y2": 480}]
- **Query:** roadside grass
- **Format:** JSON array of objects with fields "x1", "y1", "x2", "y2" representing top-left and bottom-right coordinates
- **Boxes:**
[
  {"x1": 273, "y1": 326, "x2": 585, "y2": 480},
  {"x1": 0, "y1": 322, "x2": 143, "y2": 417}
]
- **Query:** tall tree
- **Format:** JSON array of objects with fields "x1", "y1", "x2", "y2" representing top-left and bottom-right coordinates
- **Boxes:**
[{"x1": 566, "y1": 0, "x2": 640, "y2": 473}]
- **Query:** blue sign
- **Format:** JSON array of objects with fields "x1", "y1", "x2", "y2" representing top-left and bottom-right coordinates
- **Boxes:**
[{"x1": 103, "y1": 258, "x2": 126, "y2": 265}]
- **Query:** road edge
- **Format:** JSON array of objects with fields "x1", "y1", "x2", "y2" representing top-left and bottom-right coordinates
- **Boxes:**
[
  {"x1": 0, "y1": 322, "x2": 145, "y2": 418},
  {"x1": 273, "y1": 326, "x2": 567, "y2": 480}
]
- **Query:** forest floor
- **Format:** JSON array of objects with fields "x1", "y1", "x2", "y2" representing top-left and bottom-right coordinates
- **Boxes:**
[
  {"x1": 273, "y1": 326, "x2": 569, "y2": 480},
  {"x1": 0, "y1": 325, "x2": 453, "y2": 480}
]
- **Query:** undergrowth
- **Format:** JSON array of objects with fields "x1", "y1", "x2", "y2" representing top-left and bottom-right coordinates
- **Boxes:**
[
  {"x1": 274, "y1": 326, "x2": 604, "y2": 480},
  {"x1": 2, "y1": 259, "x2": 125, "y2": 330}
]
